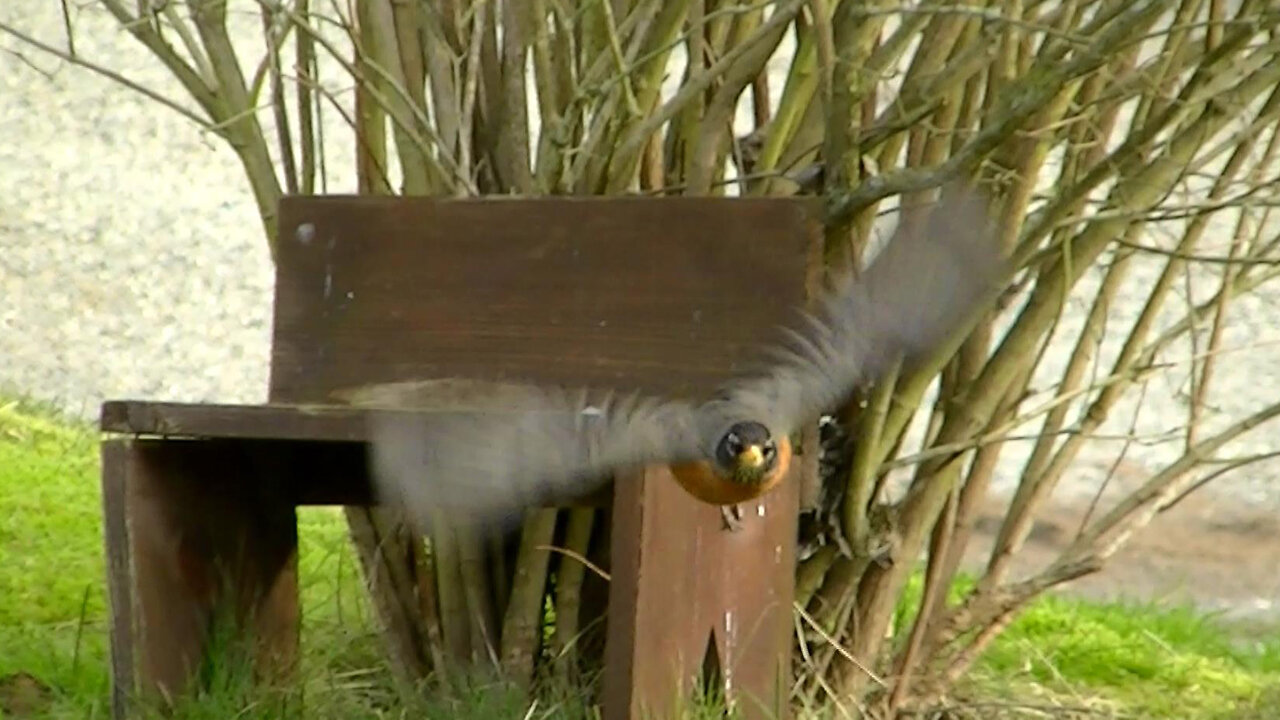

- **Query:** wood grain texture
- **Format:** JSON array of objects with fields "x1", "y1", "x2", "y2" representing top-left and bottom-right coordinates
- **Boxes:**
[
  {"x1": 118, "y1": 440, "x2": 301, "y2": 703},
  {"x1": 272, "y1": 196, "x2": 819, "y2": 402},
  {"x1": 603, "y1": 462, "x2": 798, "y2": 720},
  {"x1": 101, "y1": 401, "x2": 367, "y2": 442},
  {"x1": 99, "y1": 402, "x2": 621, "y2": 508},
  {"x1": 101, "y1": 441, "x2": 135, "y2": 720}
]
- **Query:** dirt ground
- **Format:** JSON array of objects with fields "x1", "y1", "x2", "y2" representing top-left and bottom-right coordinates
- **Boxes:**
[{"x1": 961, "y1": 486, "x2": 1280, "y2": 625}]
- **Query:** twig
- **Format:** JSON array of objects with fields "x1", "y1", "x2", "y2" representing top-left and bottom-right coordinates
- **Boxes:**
[
  {"x1": 1189, "y1": 103, "x2": 1280, "y2": 447},
  {"x1": 295, "y1": 0, "x2": 317, "y2": 194},
  {"x1": 247, "y1": 4, "x2": 296, "y2": 102},
  {"x1": 607, "y1": 0, "x2": 805, "y2": 187},
  {"x1": 686, "y1": 1, "x2": 788, "y2": 194},
  {"x1": 826, "y1": 2, "x2": 1170, "y2": 224},
  {"x1": 0, "y1": 21, "x2": 213, "y2": 130},
  {"x1": 458, "y1": 0, "x2": 488, "y2": 185},
  {"x1": 1075, "y1": 378, "x2": 1152, "y2": 541},
  {"x1": 1070, "y1": 397, "x2": 1280, "y2": 562},
  {"x1": 159, "y1": 3, "x2": 217, "y2": 91},
  {"x1": 1158, "y1": 449, "x2": 1280, "y2": 513},
  {"x1": 598, "y1": 0, "x2": 640, "y2": 116},
  {"x1": 260, "y1": 2, "x2": 298, "y2": 194},
  {"x1": 793, "y1": 601, "x2": 887, "y2": 688},
  {"x1": 277, "y1": 3, "x2": 474, "y2": 193},
  {"x1": 536, "y1": 543, "x2": 611, "y2": 583},
  {"x1": 58, "y1": 0, "x2": 75, "y2": 57},
  {"x1": 886, "y1": 479, "x2": 956, "y2": 714},
  {"x1": 807, "y1": 0, "x2": 833, "y2": 104},
  {"x1": 845, "y1": 3, "x2": 1098, "y2": 45},
  {"x1": 1111, "y1": 237, "x2": 1280, "y2": 266}
]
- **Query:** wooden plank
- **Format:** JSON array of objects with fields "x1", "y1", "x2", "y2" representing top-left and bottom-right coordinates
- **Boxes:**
[
  {"x1": 709, "y1": 470, "x2": 798, "y2": 720},
  {"x1": 99, "y1": 402, "x2": 378, "y2": 505},
  {"x1": 101, "y1": 441, "x2": 135, "y2": 720},
  {"x1": 271, "y1": 196, "x2": 819, "y2": 403},
  {"x1": 100, "y1": 406, "x2": 615, "y2": 508},
  {"x1": 603, "y1": 463, "x2": 798, "y2": 720},
  {"x1": 101, "y1": 400, "x2": 367, "y2": 441}
]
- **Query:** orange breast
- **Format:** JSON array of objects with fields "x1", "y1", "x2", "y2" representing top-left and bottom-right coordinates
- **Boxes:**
[{"x1": 668, "y1": 435, "x2": 793, "y2": 505}]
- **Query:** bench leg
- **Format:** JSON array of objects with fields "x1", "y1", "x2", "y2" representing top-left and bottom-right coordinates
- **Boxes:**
[
  {"x1": 101, "y1": 439, "x2": 300, "y2": 716},
  {"x1": 603, "y1": 464, "x2": 797, "y2": 720}
]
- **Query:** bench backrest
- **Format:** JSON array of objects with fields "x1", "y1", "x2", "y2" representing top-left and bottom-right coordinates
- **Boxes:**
[{"x1": 268, "y1": 197, "x2": 819, "y2": 404}]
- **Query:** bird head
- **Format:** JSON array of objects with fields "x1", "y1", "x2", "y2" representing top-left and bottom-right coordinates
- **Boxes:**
[{"x1": 713, "y1": 420, "x2": 780, "y2": 484}]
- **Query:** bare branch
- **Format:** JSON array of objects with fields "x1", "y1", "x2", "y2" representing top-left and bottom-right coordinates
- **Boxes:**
[
  {"x1": 0, "y1": 20, "x2": 213, "y2": 130},
  {"x1": 606, "y1": 0, "x2": 805, "y2": 191},
  {"x1": 826, "y1": 1, "x2": 1169, "y2": 223}
]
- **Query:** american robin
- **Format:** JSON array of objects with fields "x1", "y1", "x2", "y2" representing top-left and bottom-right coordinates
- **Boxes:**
[
  {"x1": 342, "y1": 380, "x2": 795, "y2": 529},
  {"x1": 347, "y1": 185, "x2": 1004, "y2": 532}
]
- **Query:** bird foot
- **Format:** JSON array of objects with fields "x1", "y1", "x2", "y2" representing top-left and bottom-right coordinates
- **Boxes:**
[{"x1": 720, "y1": 504, "x2": 745, "y2": 532}]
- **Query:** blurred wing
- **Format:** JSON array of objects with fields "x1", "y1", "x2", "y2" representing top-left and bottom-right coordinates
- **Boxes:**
[
  {"x1": 721, "y1": 183, "x2": 1006, "y2": 434},
  {"x1": 349, "y1": 379, "x2": 704, "y2": 530}
]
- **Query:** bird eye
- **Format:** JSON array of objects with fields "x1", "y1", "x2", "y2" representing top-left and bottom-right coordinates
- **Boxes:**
[{"x1": 763, "y1": 445, "x2": 776, "y2": 459}]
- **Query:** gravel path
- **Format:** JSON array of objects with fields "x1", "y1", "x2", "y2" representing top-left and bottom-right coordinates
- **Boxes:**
[
  {"x1": 2, "y1": 2, "x2": 298, "y2": 416},
  {"x1": 3, "y1": 1, "x2": 1280, "y2": 524}
]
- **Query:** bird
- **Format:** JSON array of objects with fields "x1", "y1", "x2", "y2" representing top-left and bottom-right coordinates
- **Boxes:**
[
  {"x1": 344, "y1": 184, "x2": 1005, "y2": 534},
  {"x1": 339, "y1": 379, "x2": 794, "y2": 531}
]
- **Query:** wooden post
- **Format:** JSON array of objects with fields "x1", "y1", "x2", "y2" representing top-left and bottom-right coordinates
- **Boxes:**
[
  {"x1": 604, "y1": 464, "x2": 799, "y2": 720},
  {"x1": 100, "y1": 439, "x2": 300, "y2": 713}
]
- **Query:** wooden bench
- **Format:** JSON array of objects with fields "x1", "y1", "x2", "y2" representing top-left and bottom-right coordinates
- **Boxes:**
[{"x1": 99, "y1": 196, "x2": 821, "y2": 719}]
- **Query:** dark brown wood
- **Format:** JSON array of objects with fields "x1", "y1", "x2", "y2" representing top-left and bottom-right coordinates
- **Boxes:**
[
  {"x1": 111, "y1": 439, "x2": 301, "y2": 703},
  {"x1": 710, "y1": 477, "x2": 798, "y2": 720},
  {"x1": 101, "y1": 400, "x2": 367, "y2": 442},
  {"x1": 99, "y1": 406, "x2": 614, "y2": 508},
  {"x1": 271, "y1": 196, "x2": 818, "y2": 402},
  {"x1": 604, "y1": 464, "x2": 799, "y2": 720},
  {"x1": 101, "y1": 441, "x2": 135, "y2": 720}
]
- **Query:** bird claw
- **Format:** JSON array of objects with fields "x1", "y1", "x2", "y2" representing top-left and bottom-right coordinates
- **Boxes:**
[{"x1": 720, "y1": 504, "x2": 745, "y2": 532}]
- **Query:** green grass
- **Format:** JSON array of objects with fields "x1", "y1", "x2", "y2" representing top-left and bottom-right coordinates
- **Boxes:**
[
  {"x1": 888, "y1": 558, "x2": 1280, "y2": 718},
  {"x1": 2, "y1": 398, "x2": 1279, "y2": 718},
  {"x1": 970, "y1": 596, "x2": 1280, "y2": 718},
  {"x1": 0, "y1": 398, "x2": 110, "y2": 718}
]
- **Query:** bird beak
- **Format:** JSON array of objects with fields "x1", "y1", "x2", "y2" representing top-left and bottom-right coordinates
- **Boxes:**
[{"x1": 736, "y1": 444, "x2": 765, "y2": 468}]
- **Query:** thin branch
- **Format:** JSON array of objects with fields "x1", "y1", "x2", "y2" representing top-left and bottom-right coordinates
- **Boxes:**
[
  {"x1": 825, "y1": 2, "x2": 1172, "y2": 223},
  {"x1": 598, "y1": 0, "x2": 641, "y2": 116},
  {"x1": 1157, "y1": 449, "x2": 1280, "y2": 513},
  {"x1": 794, "y1": 602, "x2": 887, "y2": 689},
  {"x1": 295, "y1": 0, "x2": 317, "y2": 194},
  {"x1": 261, "y1": 3, "x2": 298, "y2": 194},
  {"x1": 158, "y1": 2, "x2": 217, "y2": 91},
  {"x1": 279, "y1": 3, "x2": 475, "y2": 192},
  {"x1": 0, "y1": 21, "x2": 213, "y2": 131},
  {"x1": 1066, "y1": 397, "x2": 1280, "y2": 563},
  {"x1": 537, "y1": 542, "x2": 611, "y2": 583},
  {"x1": 458, "y1": 0, "x2": 488, "y2": 186},
  {"x1": 58, "y1": 0, "x2": 75, "y2": 56},
  {"x1": 606, "y1": 0, "x2": 805, "y2": 189}
]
